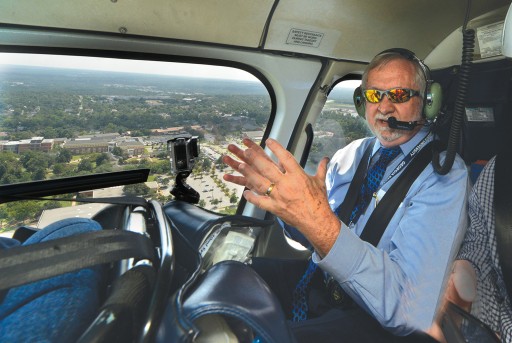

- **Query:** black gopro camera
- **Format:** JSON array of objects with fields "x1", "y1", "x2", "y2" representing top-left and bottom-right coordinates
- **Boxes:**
[{"x1": 167, "y1": 136, "x2": 199, "y2": 174}]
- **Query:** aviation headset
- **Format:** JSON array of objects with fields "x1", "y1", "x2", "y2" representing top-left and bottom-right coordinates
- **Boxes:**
[{"x1": 353, "y1": 48, "x2": 442, "y2": 122}]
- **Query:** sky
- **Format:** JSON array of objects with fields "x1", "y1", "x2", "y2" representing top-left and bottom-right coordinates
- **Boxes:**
[{"x1": 0, "y1": 53, "x2": 259, "y2": 82}]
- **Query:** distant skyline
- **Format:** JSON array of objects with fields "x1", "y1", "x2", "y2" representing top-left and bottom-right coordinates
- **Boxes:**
[{"x1": 0, "y1": 53, "x2": 259, "y2": 82}]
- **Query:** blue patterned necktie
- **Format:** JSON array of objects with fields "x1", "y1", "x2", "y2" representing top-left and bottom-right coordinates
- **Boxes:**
[
  {"x1": 291, "y1": 146, "x2": 401, "y2": 322},
  {"x1": 348, "y1": 146, "x2": 401, "y2": 224}
]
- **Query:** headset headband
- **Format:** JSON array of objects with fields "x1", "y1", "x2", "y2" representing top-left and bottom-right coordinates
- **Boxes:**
[{"x1": 354, "y1": 48, "x2": 442, "y2": 121}]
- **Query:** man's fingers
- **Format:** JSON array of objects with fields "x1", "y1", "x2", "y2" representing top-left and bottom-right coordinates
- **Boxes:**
[
  {"x1": 266, "y1": 138, "x2": 301, "y2": 175},
  {"x1": 243, "y1": 189, "x2": 273, "y2": 210},
  {"x1": 222, "y1": 154, "x2": 242, "y2": 170},
  {"x1": 233, "y1": 139, "x2": 283, "y2": 182},
  {"x1": 238, "y1": 163, "x2": 278, "y2": 195},
  {"x1": 242, "y1": 138, "x2": 261, "y2": 149},
  {"x1": 223, "y1": 174, "x2": 246, "y2": 187},
  {"x1": 223, "y1": 152, "x2": 277, "y2": 196},
  {"x1": 224, "y1": 140, "x2": 276, "y2": 194},
  {"x1": 228, "y1": 140, "x2": 275, "y2": 170},
  {"x1": 227, "y1": 144, "x2": 249, "y2": 163},
  {"x1": 316, "y1": 157, "x2": 330, "y2": 180}
]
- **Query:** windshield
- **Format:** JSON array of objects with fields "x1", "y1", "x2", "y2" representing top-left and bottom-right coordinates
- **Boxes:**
[{"x1": 0, "y1": 53, "x2": 272, "y2": 232}]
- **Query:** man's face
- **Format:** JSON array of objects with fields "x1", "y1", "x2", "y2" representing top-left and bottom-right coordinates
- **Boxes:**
[{"x1": 365, "y1": 59, "x2": 424, "y2": 148}]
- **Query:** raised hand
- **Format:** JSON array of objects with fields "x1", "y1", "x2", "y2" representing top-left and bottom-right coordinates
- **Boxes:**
[{"x1": 223, "y1": 138, "x2": 341, "y2": 256}]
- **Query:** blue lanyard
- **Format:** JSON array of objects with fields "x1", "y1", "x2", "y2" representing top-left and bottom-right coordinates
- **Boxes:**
[{"x1": 379, "y1": 131, "x2": 433, "y2": 185}]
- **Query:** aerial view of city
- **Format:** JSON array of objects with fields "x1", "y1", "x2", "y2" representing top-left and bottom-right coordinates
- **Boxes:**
[{"x1": 0, "y1": 59, "x2": 366, "y2": 233}]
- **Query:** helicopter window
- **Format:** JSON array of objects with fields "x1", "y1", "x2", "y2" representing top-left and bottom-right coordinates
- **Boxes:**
[
  {"x1": 305, "y1": 79, "x2": 371, "y2": 174},
  {"x1": 0, "y1": 53, "x2": 271, "y2": 234}
]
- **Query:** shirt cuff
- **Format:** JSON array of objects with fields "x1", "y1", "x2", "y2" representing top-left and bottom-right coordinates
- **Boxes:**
[{"x1": 312, "y1": 220, "x2": 368, "y2": 282}]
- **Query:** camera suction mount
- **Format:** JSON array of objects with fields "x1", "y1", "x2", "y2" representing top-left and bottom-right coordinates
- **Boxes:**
[
  {"x1": 168, "y1": 136, "x2": 200, "y2": 204},
  {"x1": 170, "y1": 171, "x2": 200, "y2": 204}
]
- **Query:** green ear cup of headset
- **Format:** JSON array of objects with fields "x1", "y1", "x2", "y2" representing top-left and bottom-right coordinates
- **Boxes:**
[
  {"x1": 353, "y1": 86, "x2": 366, "y2": 118},
  {"x1": 424, "y1": 82, "x2": 442, "y2": 121}
]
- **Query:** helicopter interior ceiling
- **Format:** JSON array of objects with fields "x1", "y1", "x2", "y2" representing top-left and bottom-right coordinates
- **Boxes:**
[{"x1": 0, "y1": 0, "x2": 511, "y2": 66}]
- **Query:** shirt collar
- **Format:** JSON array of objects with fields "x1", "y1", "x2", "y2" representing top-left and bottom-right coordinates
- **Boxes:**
[{"x1": 373, "y1": 127, "x2": 431, "y2": 157}]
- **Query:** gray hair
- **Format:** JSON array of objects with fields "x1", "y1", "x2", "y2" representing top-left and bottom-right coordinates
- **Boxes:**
[{"x1": 361, "y1": 51, "x2": 427, "y2": 100}]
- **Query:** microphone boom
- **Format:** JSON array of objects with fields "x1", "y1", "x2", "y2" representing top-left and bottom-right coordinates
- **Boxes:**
[{"x1": 387, "y1": 117, "x2": 419, "y2": 131}]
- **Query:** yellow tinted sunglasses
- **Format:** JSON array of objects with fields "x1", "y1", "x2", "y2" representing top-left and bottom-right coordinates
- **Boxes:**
[{"x1": 363, "y1": 88, "x2": 420, "y2": 104}]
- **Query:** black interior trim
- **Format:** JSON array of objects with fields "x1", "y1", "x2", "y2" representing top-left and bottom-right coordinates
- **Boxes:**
[
  {"x1": 299, "y1": 123, "x2": 314, "y2": 167},
  {"x1": 0, "y1": 169, "x2": 150, "y2": 203}
]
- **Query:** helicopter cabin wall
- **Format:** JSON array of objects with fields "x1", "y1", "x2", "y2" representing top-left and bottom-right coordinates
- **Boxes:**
[{"x1": 431, "y1": 58, "x2": 512, "y2": 183}]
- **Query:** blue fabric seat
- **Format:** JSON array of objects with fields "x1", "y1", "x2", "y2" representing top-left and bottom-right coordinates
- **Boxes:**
[{"x1": 0, "y1": 218, "x2": 106, "y2": 343}]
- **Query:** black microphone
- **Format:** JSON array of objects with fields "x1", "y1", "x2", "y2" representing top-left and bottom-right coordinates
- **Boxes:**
[{"x1": 386, "y1": 117, "x2": 421, "y2": 131}]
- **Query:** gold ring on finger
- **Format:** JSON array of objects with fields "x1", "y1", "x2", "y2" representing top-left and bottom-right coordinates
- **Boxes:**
[{"x1": 265, "y1": 182, "x2": 275, "y2": 196}]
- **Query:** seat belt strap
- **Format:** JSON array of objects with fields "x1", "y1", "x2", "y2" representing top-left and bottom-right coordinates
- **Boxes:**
[
  {"x1": 360, "y1": 142, "x2": 432, "y2": 246},
  {"x1": 0, "y1": 230, "x2": 155, "y2": 291},
  {"x1": 337, "y1": 141, "x2": 432, "y2": 246},
  {"x1": 337, "y1": 139, "x2": 376, "y2": 224}
]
